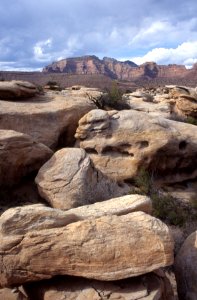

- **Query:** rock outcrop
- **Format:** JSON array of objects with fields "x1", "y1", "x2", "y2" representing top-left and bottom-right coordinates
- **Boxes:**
[
  {"x1": 0, "y1": 205, "x2": 174, "y2": 286},
  {"x1": 0, "y1": 80, "x2": 38, "y2": 99},
  {"x1": 75, "y1": 109, "x2": 197, "y2": 184},
  {"x1": 43, "y1": 55, "x2": 190, "y2": 81},
  {"x1": 0, "y1": 89, "x2": 95, "y2": 149},
  {"x1": 167, "y1": 85, "x2": 197, "y2": 118},
  {"x1": 35, "y1": 148, "x2": 129, "y2": 210},
  {"x1": 174, "y1": 231, "x2": 197, "y2": 300},
  {"x1": 0, "y1": 130, "x2": 53, "y2": 186},
  {"x1": 24, "y1": 271, "x2": 174, "y2": 300}
]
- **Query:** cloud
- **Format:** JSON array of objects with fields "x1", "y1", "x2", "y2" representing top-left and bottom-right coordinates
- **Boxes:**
[
  {"x1": 125, "y1": 41, "x2": 197, "y2": 67},
  {"x1": 0, "y1": 0, "x2": 197, "y2": 70}
]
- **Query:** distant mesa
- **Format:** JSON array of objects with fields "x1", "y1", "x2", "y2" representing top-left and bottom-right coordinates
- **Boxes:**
[{"x1": 43, "y1": 55, "x2": 189, "y2": 81}]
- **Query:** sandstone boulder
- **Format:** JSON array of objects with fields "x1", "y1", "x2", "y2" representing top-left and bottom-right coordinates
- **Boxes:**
[
  {"x1": 0, "y1": 193, "x2": 152, "y2": 235},
  {"x1": 0, "y1": 91, "x2": 95, "y2": 149},
  {"x1": 167, "y1": 85, "x2": 197, "y2": 118},
  {"x1": 24, "y1": 272, "x2": 174, "y2": 300},
  {"x1": 174, "y1": 231, "x2": 197, "y2": 300},
  {"x1": 0, "y1": 206, "x2": 174, "y2": 286},
  {"x1": 0, "y1": 80, "x2": 38, "y2": 99},
  {"x1": 35, "y1": 148, "x2": 129, "y2": 210},
  {"x1": 75, "y1": 109, "x2": 197, "y2": 184},
  {"x1": 0, "y1": 130, "x2": 53, "y2": 186}
]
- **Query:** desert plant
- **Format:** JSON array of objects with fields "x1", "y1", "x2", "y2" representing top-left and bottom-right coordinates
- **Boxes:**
[
  {"x1": 131, "y1": 168, "x2": 194, "y2": 226},
  {"x1": 186, "y1": 116, "x2": 197, "y2": 125}
]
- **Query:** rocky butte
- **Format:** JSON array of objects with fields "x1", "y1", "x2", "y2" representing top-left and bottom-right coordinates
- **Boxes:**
[{"x1": 43, "y1": 55, "x2": 190, "y2": 81}]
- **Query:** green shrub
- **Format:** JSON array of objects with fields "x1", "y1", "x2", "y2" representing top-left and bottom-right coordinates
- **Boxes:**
[
  {"x1": 131, "y1": 168, "x2": 195, "y2": 226},
  {"x1": 186, "y1": 116, "x2": 197, "y2": 126}
]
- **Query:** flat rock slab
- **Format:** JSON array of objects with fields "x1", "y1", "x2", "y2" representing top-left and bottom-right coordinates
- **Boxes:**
[
  {"x1": 35, "y1": 148, "x2": 130, "y2": 210},
  {"x1": 0, "y1": 91, "x2": 95, "y2": 149},
  {"x1": 0, "y1": 206, "x2": 174, "y2": 286},
  {"x1": 24, "y1": 272, "x2": 174, "y2": 300},
  {"x1": 0, "y1": 129, "x2": 53, "y2": 186}
]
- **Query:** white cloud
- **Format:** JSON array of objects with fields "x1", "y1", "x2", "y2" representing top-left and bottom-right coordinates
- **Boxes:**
[
  {"x1": 121, "y1": 41, "x2": 197, "y2": 67},
  {"x1": 33, "y1": 38, "x2": 53, "y2": 61}
]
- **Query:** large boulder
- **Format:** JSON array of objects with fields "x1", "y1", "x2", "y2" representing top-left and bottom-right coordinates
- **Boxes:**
[
  {"x1": 174, "y1": 231, "x2": 197, "y2": 300},
  {"x1": 35, "y1": 148, "x2": 129, "y2": 210},
  {"x1": 0, "y1": 130, "x2": 53, "y2": 186},
  {"x1": 75, "y1": 109, "x2": 197, "y2": 184},
  {"x1": 0, "y1": 90, "x2": 95, "y2": 149},
  {"x1": 0, "y1": 205, "x2": 174, "y2": 286},
  {"x1": 24, "y1": 272, "x2": 174, "y2": 300},
  {"x1": 0, "y1": 80, "x2": 38, "y2": 99}
]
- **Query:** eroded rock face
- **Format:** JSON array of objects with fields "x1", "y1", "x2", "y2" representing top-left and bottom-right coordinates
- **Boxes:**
[
  {"x1": 0, "y1": 206, "x2": 174, "y2": 286},
  {"x1": 167, "y1": 85, "x2": 197, "y2": 118},
  {"x1": 174, "y1": 231, "x2": 197, "y2": 300},
  {"x1": 75, "y1": 109, "x2": 197, "y2": 184},
  {"x1": 0, "y1": 91, "x2": 95, "y2": 149},
  {"x1": 35, "y1": 148, "x2": 129, "y2": 210},
  {"x1": 24, "y1": 272, "x2": 174, "y2": 300},
  {"x1": 0, "y1": 80, "x2": 38, "y2": 99},
  {"x1": 0, "y1": 130, "x2": 53, "y2": 186}
]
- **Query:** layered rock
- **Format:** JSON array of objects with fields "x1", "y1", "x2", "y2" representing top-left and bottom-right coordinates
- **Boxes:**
[
  {"x1": 24, "y1": 271, "x2": 174, "y2": 300},
  {"x1": 75, "y1": 109, "x2": 197, "y2": 184},
  {"x1": 167, "y1": 85, "x2": 197, "y2": 118},
  {"x1": 0, "y1": 80, "x2": 38, "y2": 100},
  {"x1": 43, "y1": 56, "x2": 190, "y2": 81},
  {"x1": 0, "y1": 89, "x2": 95, "y2": 149},
  {"x1": 0, "y1": 205, "x2": 174, "y2": 286},
  {"x1": 35, "y1": 148, "x2": 129, "y2": 210},
  {"x1": 174, "y1": 231, "x2": 197, "y2": 300},
  {"x1": 0, "y1": 130, "x2": 53, "y2": 186}
]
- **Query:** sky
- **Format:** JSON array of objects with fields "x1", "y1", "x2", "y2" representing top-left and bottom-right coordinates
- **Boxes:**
[{"x1": 1, "y1": 0, "x2": 197, "y2": 71}]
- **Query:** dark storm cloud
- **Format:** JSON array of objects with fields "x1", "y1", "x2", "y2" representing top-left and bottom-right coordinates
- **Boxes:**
[{"x1": 0, "y1": 0, "x2": 197, "y2": 70}]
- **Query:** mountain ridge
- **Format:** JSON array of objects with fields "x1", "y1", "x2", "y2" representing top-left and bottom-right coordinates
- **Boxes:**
[{"x1": 43, "y1": 55, "x2": 190, "y2": 81}]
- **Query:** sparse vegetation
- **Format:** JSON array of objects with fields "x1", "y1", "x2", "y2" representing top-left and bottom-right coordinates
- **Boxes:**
[
  {"x1": 186, "y1": 116, "x2": 197, "y2": 125},
  {"x1": 87, "y1": 81, "x2": 130, "y2": 110},
  {"x1": 130, "y1": 168, "x2": 197, "y2": 226}
]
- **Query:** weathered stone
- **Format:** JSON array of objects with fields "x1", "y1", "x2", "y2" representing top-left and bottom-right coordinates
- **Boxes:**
[
  {"x1": 0, "y1": 207, "x2": 174, "y2": 286},
  {"x1": 0, "y1": 80, "x2": 38, "y2": 100},
  {"x1": 24, "y1": 271, "x2": 174, "y2": 300},
  {"x1": 75, "y1": 109, "x2": 197, "y2": 184},
  {"x1": 0, "y1": 194, "x2": 152, "y2": 235},
  {"x1": 174, "y1": 231, "x2": 197, "y2": 300},
  {"x1": 0, "y1": 130, "x2": 53, "y2": 186},
  {"x1": 35, "y1": 148, "x2": 129, "y2": 210},
  {"x1": 0, "y1": 91, "x2": 95, "y2": 149}
]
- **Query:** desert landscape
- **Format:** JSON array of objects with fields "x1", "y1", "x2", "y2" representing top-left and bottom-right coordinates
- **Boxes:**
[{"x1": 0, "y1": 74, "x2": 196, "y2": 299}]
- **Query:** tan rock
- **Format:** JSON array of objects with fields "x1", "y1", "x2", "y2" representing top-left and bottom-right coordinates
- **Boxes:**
[
  {"x1": 0, "y1": 287, "x2": 28, "y2": 300},
  {"x1": 167, "y1": 85, "x2": 197, "y2": 118},
  {"x1": 0, "y1": 80, "x2": 38, "y2": 100},
  {"x1": 0, "y1": 130, "x2": 53, "y2": 186},
  {"x1": 0, "y1": 194, "x2": 152, "y2": 235},
  {"x1": 174, "y1": 231, "x2": 197, "y2": 300},
  {"x1": 123, "y1": 93, "x2": 172, "y2": 119},
  {"x1": 75, "y1": 109, "x2": 197, "y2": 184},
  {"x1": 35, "y1": 148, "x2": 129, "y2": 210},
  {"x1": 0, "y1": 207, "x2": 174, "y2": 286},
  {"x1": 24, "y1": 271, "x2": 174, "y2": 300},
  {"x1": 0, "y1": 91, "x2": 95, "y2": 149}
]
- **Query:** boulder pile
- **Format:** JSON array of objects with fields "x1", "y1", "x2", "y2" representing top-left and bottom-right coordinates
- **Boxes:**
[{"x1": 0, "y1": 81, "x2": 197, "y2": 299}]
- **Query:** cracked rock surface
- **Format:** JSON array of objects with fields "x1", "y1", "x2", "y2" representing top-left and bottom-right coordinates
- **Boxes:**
[
  {"x1": 35, "y1": 148, "x2": 130, "y2": 210},
  {"x1": 0, "y1": 205, "x2": 174, "y2": 286}
]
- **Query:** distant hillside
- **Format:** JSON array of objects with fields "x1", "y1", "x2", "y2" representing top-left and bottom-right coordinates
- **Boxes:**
[{"x1": 43, "y1": 55, "x2": 192, "y2": 82}]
